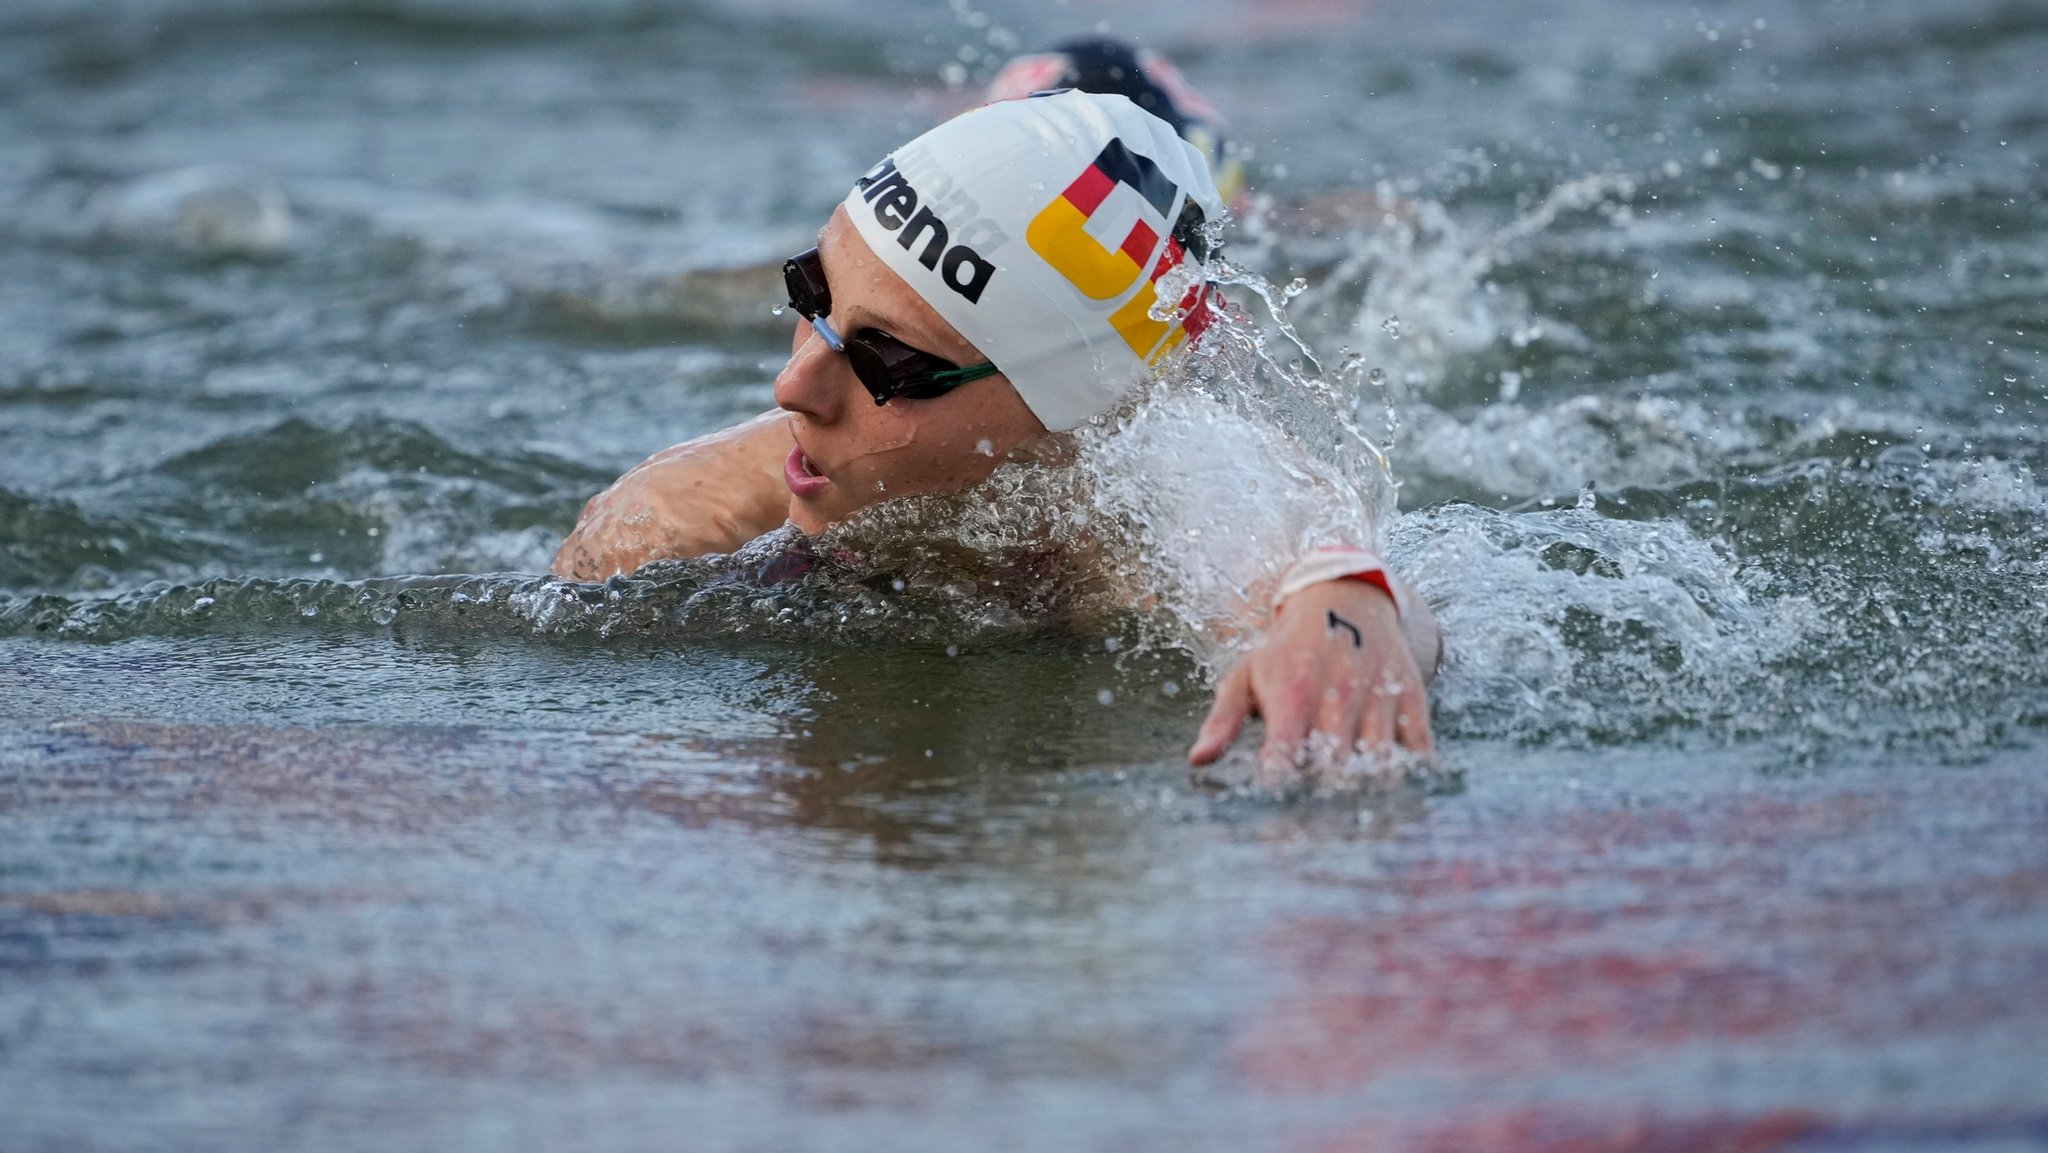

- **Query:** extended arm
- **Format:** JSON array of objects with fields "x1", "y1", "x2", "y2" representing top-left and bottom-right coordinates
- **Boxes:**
[{"x1": 551, "y1": 410, "x2": 794, "y2": 580}]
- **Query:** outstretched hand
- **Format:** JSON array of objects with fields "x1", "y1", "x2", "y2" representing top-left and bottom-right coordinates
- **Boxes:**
[{"x1": 1187, "y1": 578, "x2": 1435, "y2": 787}]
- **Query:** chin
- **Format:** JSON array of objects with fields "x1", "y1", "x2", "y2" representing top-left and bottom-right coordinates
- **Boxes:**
[{"x1": 786, "y1": 498, "x2": 836, "y2": 537}]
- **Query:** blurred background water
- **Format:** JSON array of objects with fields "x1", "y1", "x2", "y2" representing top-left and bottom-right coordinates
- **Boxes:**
[{"x1": 2, "y1": 1, "x2": 2046, "y2": 1150}]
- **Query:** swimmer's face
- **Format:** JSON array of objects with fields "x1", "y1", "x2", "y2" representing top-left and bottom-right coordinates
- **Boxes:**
[{"x1": 774, "y1": 207, "x2": 1046, "y2": 535}]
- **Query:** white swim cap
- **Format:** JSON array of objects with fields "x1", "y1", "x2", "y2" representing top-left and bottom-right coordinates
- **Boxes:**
[{"x1": 841, "y1": 89, "x2": 1225, "y2": 432}]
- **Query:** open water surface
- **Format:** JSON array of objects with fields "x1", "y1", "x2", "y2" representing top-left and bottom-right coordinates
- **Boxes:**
[{"x1": 3, "y1": 0, "x2": 2047, "y2": 1149}]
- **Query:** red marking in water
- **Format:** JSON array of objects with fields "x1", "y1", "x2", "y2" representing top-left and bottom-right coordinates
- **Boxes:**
[
  {"x1": 1296, "y1": 1106, "x2": 1826, "y2": 1153},
  {"x1": 1233, "y1": 780, "x2": 2048, "y2": 1097}
]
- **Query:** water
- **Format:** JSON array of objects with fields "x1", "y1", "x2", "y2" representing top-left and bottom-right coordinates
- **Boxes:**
[{"x1": 4, "y1": 0, "x2": 2047, "y2": 1148}]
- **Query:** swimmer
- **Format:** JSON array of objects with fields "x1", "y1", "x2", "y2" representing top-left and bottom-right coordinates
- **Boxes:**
[
  {"x1": 983, "y1": 37, "x2": 1248, "y2": 212},
  {"x1": 986, "y1": 37, "x2": 1416, "y2": 254},
  {"x1": 553, "y1": 90, "x2": 1439, "y2": 780}
]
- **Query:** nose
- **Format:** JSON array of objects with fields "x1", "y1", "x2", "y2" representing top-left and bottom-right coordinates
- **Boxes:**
[{"x1": 773, "y1": 321, "x2": 848, "y2": 423}]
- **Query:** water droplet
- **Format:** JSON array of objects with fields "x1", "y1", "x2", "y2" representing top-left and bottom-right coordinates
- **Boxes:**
[
  {"x1": 1104, "y1": 637, "x2": 1121, "y2": 653},
  {"x1": 1160, "y1": 680, "x2": 1181, "y2": 697},
  {"x1": 770, "y1": 303, "x2": 786, "y2": 317},
  {"x1": 945, "y1": 644, "x2": 959, "y2": 657},
  {"x1": 1381, "y1": 315, "x2": 1402, "y2": 339},
  {"x1": 1577, "y1": 481, "x2": 1598, "y2": 510},
  {"x1": 975, "y1": 438, "x2": 994, "y2": 457},
  {"x1": 1096, "y1": 688, "x2": 1116, "y2": 706}
]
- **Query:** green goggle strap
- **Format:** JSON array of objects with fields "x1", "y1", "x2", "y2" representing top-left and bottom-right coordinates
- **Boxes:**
[{"x1": 930, "y1": 361, "x2": 1001, "y2": 386}]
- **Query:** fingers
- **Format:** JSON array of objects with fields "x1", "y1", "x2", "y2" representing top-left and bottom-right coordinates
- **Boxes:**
[
  {"x1": 1358, "y1": 680, "x2": 1397, "y2": 755},
  {"x1": 1395, "y1": 682, "x2": 1435, "y2": 756},
  {"x1": 1355, "y1": 676, "x2": 1433, "y2": 775},
  {"x1": 1319, "y1": 673, "x2": 1433, "y2": 786},
  {"x1": 1192, "y1": 652, "x2": 1437, "y2": 785},
  {"x1": 1259, "y1": 668, "x2": 1409, "y2": 786},
  {"x1": 1256, "y1": 684, "x2": 1315, "y2": 787},
  {"x1": 1187, "y1": 661, "x2": 1254, "y2": 765},
  {"x1": 1309, "y1": 679, "x2": 1366, "y2": 775}
]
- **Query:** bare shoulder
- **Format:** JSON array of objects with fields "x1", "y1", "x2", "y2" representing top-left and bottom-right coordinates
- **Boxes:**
[{"x1": 551, "y1": 410, "x2": 793, "y2": 580}]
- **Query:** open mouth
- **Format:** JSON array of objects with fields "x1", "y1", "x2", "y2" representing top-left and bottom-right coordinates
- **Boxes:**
[{"x1": 783, "y1": 443, "x2": 832, "y2": 498}]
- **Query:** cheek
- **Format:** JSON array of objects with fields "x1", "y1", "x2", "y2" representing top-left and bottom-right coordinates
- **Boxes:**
[
  {"x1": 866, "y1": 425, "x2": 1004, "y2": 495},
  {"x1": 832, "y1": 396, "x2": 1023, "y2": 499},
  {"x1": 835, "y1": 405, "x2": 919, "y2": 463}
]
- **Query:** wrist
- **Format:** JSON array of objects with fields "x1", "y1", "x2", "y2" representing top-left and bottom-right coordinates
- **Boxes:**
[
  {"x1": 1288, "y1": 573, "x2": 1399, "y2": 612},
  {"x1": 1273, "y1": 547, "x2": 1402, "y2": 618},
  {"x1": 1272, "y1": 548, "x2": 1438, "y2": 676}
]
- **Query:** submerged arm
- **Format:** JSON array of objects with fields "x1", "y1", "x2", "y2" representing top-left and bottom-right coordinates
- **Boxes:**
[{"x1": 551, "y1": 410, "x2": 793, "y2": 580}]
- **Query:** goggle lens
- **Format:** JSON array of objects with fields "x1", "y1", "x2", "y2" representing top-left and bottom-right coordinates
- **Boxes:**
[
  {"x1": 783, "y1": 250, "x2": 831, "y2": 320},
  {"x1": 781, "y1": 248, "x2": 998, "y2": 406}
]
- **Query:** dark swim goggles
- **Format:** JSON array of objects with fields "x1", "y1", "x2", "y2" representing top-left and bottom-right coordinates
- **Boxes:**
[{"x1": 782, "y1": 248, "x2": 1000, "y2": 406}]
